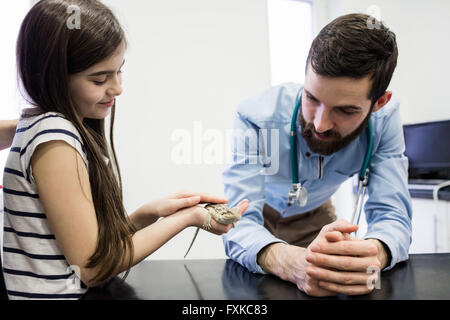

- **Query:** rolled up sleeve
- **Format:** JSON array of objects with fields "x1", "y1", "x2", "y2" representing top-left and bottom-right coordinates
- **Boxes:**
[
  {"x1": 363, "y1": 104, "x2": 413, "y2": 270},
  {"x1": 222, "y1": 111, "x2": 285, "y2": 274}
]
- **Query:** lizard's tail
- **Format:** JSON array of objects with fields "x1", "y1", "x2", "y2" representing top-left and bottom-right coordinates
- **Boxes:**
[{"x1": 184, "y1": 227, "x2": 200, "y2": 258}]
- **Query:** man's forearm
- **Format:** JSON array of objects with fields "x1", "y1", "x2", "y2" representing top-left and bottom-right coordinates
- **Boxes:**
[{"x1": 0, "y1": 119, "x2": 18, "y2": 151}]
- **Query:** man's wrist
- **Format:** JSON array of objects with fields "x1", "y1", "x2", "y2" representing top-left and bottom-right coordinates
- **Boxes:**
[
  {"x1": 257, "y1": 242, "x2": 284, "y2": 275},
  {"x1": 257, "y1": 242, "x2": 302, "y2": 282},
  {"x1": 367, "y1": 238, "x2": 391, "y2": 269}
]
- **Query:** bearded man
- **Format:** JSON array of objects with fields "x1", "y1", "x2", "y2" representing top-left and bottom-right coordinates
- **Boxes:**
[{"x1": 222, "y1": 13, "x2": 412, "y2": 297}]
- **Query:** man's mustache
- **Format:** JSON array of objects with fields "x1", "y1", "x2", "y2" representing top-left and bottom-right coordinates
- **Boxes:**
[{"x1": 303, "y1": 123, "x2": 341, "y2": 140}]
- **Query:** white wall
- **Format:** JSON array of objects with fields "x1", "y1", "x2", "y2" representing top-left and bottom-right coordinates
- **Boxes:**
[
  {"x1": 0, "y1": 2, "x2": 31, "y2": 181},
  {"x1": 105, "y1": 0, "x2": 450, "y2": 259},
  {"x1": 102, "y1": 0, "x2": 271, "y2": 259},
  {"x1": 324, "y1": 0, "x2": 450, "y2": 124},
  {"x1": 326, "y1": 0, "x2": 450, "y2": 226},
  {"x1": 4, "y1": 0, "x2": 446, "y2": 261}
]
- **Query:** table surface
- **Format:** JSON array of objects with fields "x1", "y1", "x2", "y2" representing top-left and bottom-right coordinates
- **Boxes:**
[{"x1": 84, "y1": 253, "x2": 450, "y2": 300}]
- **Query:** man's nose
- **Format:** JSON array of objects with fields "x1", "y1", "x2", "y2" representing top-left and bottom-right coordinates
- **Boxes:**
[{"x1": 314, "y1": 105, "x2": 334, "y2": 133}]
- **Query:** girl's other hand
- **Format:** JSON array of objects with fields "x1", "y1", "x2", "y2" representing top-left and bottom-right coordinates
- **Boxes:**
[{"x1": 139, "y1": 190, "x2": 229, "y2": 218}]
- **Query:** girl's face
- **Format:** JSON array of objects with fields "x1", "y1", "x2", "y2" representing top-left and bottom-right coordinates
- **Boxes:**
[{"x1": 68, "y1": 42, "x2": 126, "y2": 120}]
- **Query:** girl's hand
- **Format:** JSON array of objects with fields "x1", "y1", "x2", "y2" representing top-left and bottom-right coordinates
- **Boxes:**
[
  {"x1": 190, "y1": 199, "x2": 249, "y2": 235},
  {"x1": 138, "y1": 190, "x2": 229, "y2": 218}
]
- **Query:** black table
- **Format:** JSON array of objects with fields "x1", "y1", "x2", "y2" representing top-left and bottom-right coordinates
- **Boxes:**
[
  {"x1": 408, "y1": 184, "x2": 450, "y2": 201},
  {"x1": 84, "y1": 253, "x2": 450, "y2": 300}
]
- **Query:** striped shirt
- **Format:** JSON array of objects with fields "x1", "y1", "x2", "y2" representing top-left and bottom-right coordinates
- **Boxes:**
[{"x1": 2, "y1": 111, "x2": 88, "y2": 299}]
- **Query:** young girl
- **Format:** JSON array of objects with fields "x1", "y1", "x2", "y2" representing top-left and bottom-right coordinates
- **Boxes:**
[
  {"x1": 1, "y1": 119, "x2": 18, "y2": 300},
  {"x1": 2, "y1": 0, "x2": 248, "y2": 300}
]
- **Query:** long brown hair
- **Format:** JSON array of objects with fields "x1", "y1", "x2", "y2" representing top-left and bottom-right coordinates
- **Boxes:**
[
  {"x1": 16, "y1": 0, "x2": 136, "y2": 283},
  {"x1": 307, "y1": 13, "x2": 398, "y2": 105}
]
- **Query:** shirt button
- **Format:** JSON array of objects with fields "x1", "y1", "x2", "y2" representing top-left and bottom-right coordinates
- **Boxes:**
[{"x1": 305, "y1": 152, "x2": 311, "y2": 157}]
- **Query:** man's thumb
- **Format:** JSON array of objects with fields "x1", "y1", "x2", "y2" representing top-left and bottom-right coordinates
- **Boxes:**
[{"x1": 329, "y1": 219, "x2": 358, "y2": 233}]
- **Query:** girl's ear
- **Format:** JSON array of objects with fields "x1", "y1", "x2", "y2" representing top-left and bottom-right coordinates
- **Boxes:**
[{"x1": 372, "y1": 91, "x2": 392, "y2": 113}]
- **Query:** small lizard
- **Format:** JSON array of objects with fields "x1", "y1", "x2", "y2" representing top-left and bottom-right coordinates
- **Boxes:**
[{"x1": 184, "y1": 203, "x2": 241, "y2": 258}]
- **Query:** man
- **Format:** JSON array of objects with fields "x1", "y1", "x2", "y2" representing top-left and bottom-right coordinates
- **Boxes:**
[{"x1": 222, "y1": 13, "x2": 412, "y2": 297}]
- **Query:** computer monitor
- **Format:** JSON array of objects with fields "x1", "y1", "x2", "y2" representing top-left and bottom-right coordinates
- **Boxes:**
[{"x1": 403, "y1": 119, "x2": 450, "y2": 180}]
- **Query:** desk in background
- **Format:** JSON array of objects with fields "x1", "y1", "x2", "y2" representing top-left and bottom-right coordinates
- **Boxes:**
[
  {"x1": 403, "y1": 119, "x2": 450, "y2": 252},
  {"x1": 84, "y1": 253, "x2": 450, "y2": 300},
  {"x1": 354, "y1": 182, "x2": 450, "y2": 253}
]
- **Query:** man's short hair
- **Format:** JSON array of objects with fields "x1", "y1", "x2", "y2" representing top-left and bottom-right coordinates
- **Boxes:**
[{"x1": 306, "y1": 13, "x2": 398, "y2": 105}]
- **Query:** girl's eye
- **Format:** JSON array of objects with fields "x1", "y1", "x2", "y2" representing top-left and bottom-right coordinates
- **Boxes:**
[
  {"x1": 92, "y1": 70, "x2": 122, "y2": 85},
  {"x1": 93, "y1": 79, "x2": 107, "y2": 85}
]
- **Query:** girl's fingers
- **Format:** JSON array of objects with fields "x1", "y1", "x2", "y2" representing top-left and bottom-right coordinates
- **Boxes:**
[
  {"x1": 206, "y1": 218, "x2": 233, "y2": 235},
  {"x1": 206, "y1": 200, "x2": 250, "y2": 234},
  {"x1": 155, "y1": 196, "x2": 197, "y2": 215},
  {"x1": 199, "y1": 194, "x2": 228, "y2": 204},
  {"x1": 172, "y1": 191, "x2": 228, "y2": 204},
  {"x1": 178, "y1": 196, "x2": 201, "y2": 209},
  {"x1": 160, "y1": 196, "x2": 201, "y2": 215}
]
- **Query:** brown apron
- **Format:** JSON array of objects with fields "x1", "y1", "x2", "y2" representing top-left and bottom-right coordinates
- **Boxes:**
[{"x1": 263, "y1": 200, "x2": 337, "y2": 248}]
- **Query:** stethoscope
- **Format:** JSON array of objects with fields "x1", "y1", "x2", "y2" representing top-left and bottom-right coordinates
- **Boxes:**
[{"x1": 288, "y1": 92, "x2": 374, "y2": 227}]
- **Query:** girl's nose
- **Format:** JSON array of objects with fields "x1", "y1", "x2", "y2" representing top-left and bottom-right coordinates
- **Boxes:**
[{"x1": 107, "y1": 75, "x2": 123, "y2": 97}]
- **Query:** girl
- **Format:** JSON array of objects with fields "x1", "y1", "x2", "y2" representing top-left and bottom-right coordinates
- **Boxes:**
[
  {"x1": 1, "y1": 119, "x2": 18, "y2": 300},
  {"x1": 2, "y1": 0, "x2": 248, "y2": 300}
]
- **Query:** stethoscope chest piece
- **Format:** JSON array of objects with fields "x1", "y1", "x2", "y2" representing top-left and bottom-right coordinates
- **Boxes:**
[{"x1": 288, "y1": 183, "x2": 308, "y2": 207}]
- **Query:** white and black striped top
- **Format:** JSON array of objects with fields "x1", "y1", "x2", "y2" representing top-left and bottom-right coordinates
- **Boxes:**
[{"x1": 2, "y1": 112, "x2": 88, "y2": 299}]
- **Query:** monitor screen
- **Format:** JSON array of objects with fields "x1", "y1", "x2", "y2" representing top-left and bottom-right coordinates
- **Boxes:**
[{"x1": 403, "y1": 120, "x2": 450, "y2": 179}]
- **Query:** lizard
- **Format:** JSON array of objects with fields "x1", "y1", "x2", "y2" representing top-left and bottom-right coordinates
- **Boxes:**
[{"x1": 184, "y1": 203, "x2": 241, "y2": 258}]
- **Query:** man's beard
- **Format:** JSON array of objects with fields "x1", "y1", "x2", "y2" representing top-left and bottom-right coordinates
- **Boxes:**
[{"x1": 299, "y1": 109, "x2": 372, "y2": 156}]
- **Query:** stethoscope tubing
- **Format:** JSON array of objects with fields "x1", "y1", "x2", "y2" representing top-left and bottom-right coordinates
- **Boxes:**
[{"x1": 289, "y1": 90, "x2": 374, "y2": 213}]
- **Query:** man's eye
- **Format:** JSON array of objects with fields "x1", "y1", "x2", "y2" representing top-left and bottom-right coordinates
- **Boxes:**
[
  {"x1": 306, "y1": 94, "x2": 318, "y2": 103},
  {"x1": 339, "y1": 109, "x2": 356, "y2": 115}
]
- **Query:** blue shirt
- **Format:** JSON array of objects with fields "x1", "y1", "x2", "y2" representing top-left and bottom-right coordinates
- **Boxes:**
[{"x1": 222, "y1": 82, "x2": 412, "y2": 274}]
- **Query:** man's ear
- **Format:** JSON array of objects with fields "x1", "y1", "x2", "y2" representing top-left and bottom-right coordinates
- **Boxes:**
[{"x1": 372, "y1": 91, "x2": 392, "y2": 113}]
